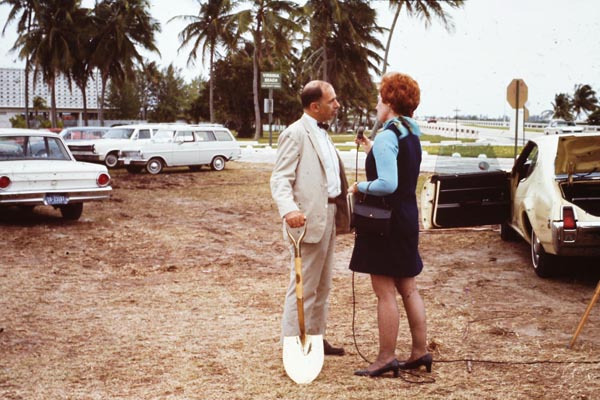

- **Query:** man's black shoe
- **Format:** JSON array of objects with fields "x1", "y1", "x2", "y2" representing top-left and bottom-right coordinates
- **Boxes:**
[{"x1": 323, "y1": 339, "x2": 345, "y2": 356}]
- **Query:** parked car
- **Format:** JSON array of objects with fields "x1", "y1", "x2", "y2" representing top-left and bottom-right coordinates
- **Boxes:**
[
  {"x1": 421, "y1": 132, "x2": 600, "y2": 277},
  {"x1": 67, "y1": 124, "x2": 163, "y2": 168},
  {"x1": 544, "y1": 119, "x2": 584, "y2": 135},
  {"x1": 118, "y1": 124, "x2": 241, "y2": 174},
  {"x1": 427, "y1": 118, "x2": 438, "y2": 123},
  {"x1": 0, "y1": 128, "x2": 112, "y2": 220},
  {"x1": 59, "y1": 126, "x2": 109, "y2": 141}
]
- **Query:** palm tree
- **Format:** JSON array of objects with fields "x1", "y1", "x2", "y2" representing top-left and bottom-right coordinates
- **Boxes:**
[
  {"x1": 171, "y1": 0, "x2": 236, "y2": 123},
  {"x1": 371, "y1": 0, "x2": 465, "y2": 135},
  {"x1": 301, "y1": 0, "x2": 383, "y2": 131},
  {"x1": 302, "y1": 0, "x2": 343, "y2": 83},
  {"x1": 1, "y1": 0, "x2": 40, "y2": 128},
  {"x1": 17, "y1": 0, "x2": 86, "y2": 128},
  {"x1": 69, "y1": 7, "x2": 94, "y2": 126},
  {"x1": 90, "y1": 0, "x2": 160, "y2": 126},
  {"x1": 231, "y1": 0, "x2": 301, "y2": 139},
  {"x1": 552, "y1": 93, "x2": 573, "y2": 121},
  {"x1": 571, "y1": 83, "x2": 598, "y2": 120},
  {"x1": 382, "y1": 1, "x2": 465, "y2": 76}
]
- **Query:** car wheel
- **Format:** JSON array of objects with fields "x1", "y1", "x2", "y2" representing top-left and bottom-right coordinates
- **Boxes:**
[
  {"x1": 500, "y1": 221, "x2": 519, "y2": 241},
  {"x1": 105, "y1": 152, "x2": 119, "y2": 168},
  {"x1": 146, "y1": 158, "x2": 164, "y2": 175},
  {"x1": 530, "y1": 228, "x2": 556, "y2": 278},
  {"x1": 59, "y1": 203, "x2": 83, "y2": 220},
  {"x1": 126, "y1": 165, "x2": 143, "y2": 174},
  {"x1": 210, "y1": 156, "x2": 226, "y2": 171}
]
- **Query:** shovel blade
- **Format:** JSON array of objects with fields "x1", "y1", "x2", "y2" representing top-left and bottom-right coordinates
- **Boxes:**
[{"x1": 282, "y1": 334, "x2": 324, "y2": 384}]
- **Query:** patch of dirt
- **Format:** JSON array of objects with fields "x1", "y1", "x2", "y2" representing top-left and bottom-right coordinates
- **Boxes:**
[{"x1": 1, "y1": 163, "x2": 599, "y2": 399}]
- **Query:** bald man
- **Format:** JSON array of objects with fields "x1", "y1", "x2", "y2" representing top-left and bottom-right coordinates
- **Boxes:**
[{"x1": 270, "y1": 80, "x2": 350, "y2": 356}]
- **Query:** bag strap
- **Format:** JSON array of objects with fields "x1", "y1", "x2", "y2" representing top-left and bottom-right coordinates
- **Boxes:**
[{"x1": 387, "y1": 116, "x2": 413, "y2": 138}]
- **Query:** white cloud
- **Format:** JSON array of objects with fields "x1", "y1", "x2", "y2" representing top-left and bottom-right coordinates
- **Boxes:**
[{"x1": 2, "y1": 0, "x2": 599, "y2": 118}]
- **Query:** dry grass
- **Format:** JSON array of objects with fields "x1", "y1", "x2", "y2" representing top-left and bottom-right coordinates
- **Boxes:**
[{"x1": 1, "y1": 162, "x2": 599, "y2": 399}]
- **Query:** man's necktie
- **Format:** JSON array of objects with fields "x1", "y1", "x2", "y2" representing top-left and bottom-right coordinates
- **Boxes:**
[{"x1": 317, "y1": 122, "x2": 329, "y2": 130}]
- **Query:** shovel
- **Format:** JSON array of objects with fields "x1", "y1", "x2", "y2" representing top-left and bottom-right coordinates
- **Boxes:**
[{"x1": 282, "y1": 222, "x2": 324, "y2": 384}]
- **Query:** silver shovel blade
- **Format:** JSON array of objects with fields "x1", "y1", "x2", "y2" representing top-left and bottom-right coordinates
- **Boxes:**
[{"x1": 282, "y1": 334, "x2": 324, "y2": 384}]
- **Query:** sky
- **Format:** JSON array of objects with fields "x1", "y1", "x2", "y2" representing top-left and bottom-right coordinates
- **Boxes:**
[{"x1": 1, "y1": 0, "x2": 599, "y2": 119}]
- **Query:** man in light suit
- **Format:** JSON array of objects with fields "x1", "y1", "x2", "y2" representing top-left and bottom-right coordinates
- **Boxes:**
[{"x1": 270, "y1": 80, "x2": 350, "y2": 356}]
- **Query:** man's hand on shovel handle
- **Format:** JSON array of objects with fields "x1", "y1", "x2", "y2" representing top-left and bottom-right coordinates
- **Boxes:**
[{"x1": 285, "y1": 211, "x2": 306, "y2": 228}]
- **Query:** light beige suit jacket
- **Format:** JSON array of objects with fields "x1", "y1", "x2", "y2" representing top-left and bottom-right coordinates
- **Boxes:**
[{"x1": 270, "y1": 116, "x2": 351, "y2": 243}]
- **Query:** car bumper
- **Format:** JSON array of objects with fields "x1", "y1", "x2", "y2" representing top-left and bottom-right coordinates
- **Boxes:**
[
  {"x1": 120, "y1": 157, "x2": 147, "y2": 166},
  {"x1": 552, "y1": 221, "x2": 600, "y2": 257},
  {"x1": 0, "y1": 188, "x2": 112, "y2": 206},
  {"x1": 71, "y1": 153, "x2": 103, "y2": 163}
]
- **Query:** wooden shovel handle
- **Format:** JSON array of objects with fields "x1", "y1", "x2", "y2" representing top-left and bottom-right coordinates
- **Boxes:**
[{"x1": 295, "y1": 256, "x2": 306, "y2": 342}]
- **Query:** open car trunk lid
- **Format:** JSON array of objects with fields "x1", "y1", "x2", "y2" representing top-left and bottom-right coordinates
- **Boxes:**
[{"x1": 555, "y1": 135, "x2": 600, "y2": 176}]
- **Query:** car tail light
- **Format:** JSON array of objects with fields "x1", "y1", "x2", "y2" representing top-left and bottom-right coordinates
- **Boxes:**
[
  {"x1": 563, "y1": 207, "x2": 576, "y2": 229},
  {"x1": 0, "y1": 176, "x2": 11, "y2": 189},
  {"x1": 97, "y1": 173, "x2": 111, "y2": 187}
]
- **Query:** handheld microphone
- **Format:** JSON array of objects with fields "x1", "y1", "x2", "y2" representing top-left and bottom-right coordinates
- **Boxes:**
[{"x1": 356, "y1": 127, "x2": 365, "y2": 140}]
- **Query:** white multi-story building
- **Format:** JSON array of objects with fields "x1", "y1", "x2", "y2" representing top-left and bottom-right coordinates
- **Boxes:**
[{"x1": 0, "y1": 67, "x2": 103, "y2": 128}]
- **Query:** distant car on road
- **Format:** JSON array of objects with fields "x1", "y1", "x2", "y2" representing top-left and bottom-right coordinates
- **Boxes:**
[
  {"x1": 0, "y1": 128, "x2": 112, "y2": 220},
  {"x1": 119, "y1": 124, "x2": 241, "y2": 174},
  {"x1": 421, "y1": 132, "x2": 600, "y2": 278},
  {"x1": 544, "y1": 119, "x2": 584, "y2": 135},
  {"x1": 427, "y1": 118, "x2": 438, "y2": 123}
]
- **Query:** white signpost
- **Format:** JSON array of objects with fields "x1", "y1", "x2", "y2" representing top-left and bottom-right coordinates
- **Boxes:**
[
  {"x1": 506, "y1": 78, "x2": 528, "y2": 158},
  {"x1": 261, "y1": 72, "x2": 281, "y2": 146}
]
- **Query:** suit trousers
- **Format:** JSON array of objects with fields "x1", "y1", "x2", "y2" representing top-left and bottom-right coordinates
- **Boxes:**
[{"x1": 282, "y1": 204, "x2": 336, "y2": 337}]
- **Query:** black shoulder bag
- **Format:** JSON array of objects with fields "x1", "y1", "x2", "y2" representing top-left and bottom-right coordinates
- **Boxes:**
[{"x1": 349, "y1": 119, "x2": 412, "y2": 237}]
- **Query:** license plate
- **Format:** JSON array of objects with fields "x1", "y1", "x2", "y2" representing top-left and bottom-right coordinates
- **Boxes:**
[
  {"x1": 124, "y1": 159, "x2": 131, "y2": 165},
  {"x1": 45, "y1": 194, "x2": 69, "y2": 205}
]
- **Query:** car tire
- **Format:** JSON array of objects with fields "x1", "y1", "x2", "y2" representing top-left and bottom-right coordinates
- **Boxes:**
[
  {"x1": 126, "y1": 165, "x2": 143, "y2": 174},
  {"x1": 530, "y1": 228, "x2": 557, "y2": 278},
  {"x1": 500, "y1": 221, "x2": 519, "y2": 241},
  {"x1": 210, "y1": 156, "x2": 226, "y2": 171},
  {"x1": 59, "y1": 203, "x2": 83, "y2": 220},
  {"x1": 105, "y1": 152, "x2": 119, "y2": 168},
  {"x1": 146, "y1": 158, "x2": 164, "y2": 175}
]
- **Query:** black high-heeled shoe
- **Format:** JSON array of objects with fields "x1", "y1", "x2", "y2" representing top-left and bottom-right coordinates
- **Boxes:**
[
  {"x1": 354, "y1": 359, "x2": 399, "y2": 377},
  {"x1": 398, "y1": 353, "x2": 433, "y2": 373}
]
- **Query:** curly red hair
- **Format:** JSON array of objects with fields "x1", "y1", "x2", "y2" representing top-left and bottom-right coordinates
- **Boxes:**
[{"x1": 379, "y1": 72, "x2": 420, "y2": 117}]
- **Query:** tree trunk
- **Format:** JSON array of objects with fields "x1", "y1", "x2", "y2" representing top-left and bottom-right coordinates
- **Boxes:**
[
  {"x1": 81, "y1": 84, "x2": 88, "y2": 126},
  {"x1": 99, "y1": 73, "x2": 107, "y2": 126},
  {"x1": 25, "y1": 60, "x2": 31, "y2": 128},
  {"x1": 50, "y1": 77, "x2": 57, "y2": 128},
  {"x1": 370, "y1": 4, "x2": 402, "y2": 138},
  {"x1": 209, "y1": 47, "x2": 214, "y2": 123},
  {"x1": 252, "y1": 48, "x2": 262, "y2": 140}
]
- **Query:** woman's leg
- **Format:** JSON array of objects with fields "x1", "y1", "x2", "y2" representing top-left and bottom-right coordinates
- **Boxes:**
[
  {"x1": 369, "y1": 274, "x2": 399, "y2": 368},
  {"x1": 395, "y1": 277, "x2": 428, "y2": 361}
]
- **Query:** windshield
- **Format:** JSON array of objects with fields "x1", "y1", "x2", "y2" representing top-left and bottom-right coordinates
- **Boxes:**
[
  {"x1": 105, "y1": 128, "x2": 134, "y2": 139},
  {"x1": 0, "y1": 135, "x2": 71, "y2": 161}
]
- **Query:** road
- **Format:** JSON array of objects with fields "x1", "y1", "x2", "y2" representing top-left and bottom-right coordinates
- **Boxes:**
[{"x1": 239, "y1": 145, "x2": 514, "y2": 174}]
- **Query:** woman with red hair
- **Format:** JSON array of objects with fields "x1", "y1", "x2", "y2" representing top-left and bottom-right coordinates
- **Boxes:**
[{"x1": 350, "y1": 72, "x2": 430, "y2": 377}]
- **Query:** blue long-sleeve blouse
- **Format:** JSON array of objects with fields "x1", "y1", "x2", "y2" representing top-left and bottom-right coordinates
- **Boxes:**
[{"x1": 357, "y1": 117, "x2": 421, "y2": 196}]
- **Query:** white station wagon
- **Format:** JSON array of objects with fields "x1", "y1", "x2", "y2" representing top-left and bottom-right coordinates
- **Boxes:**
[
  {"x1": 118, "y1": 124, "x2": 241, "y2": 174},
  {"x1": 0, "y1": 128, "x2": 112, "y2": 220}
]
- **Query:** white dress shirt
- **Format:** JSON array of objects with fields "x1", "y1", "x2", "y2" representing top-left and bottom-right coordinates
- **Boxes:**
[{"x1": 303, "y1": 114, "x2": 341, "y2": 198}]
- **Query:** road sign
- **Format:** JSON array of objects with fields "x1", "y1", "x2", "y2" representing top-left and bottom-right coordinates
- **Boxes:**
[
  {"x1": 261, "y1": 72, "x2": 281, "y2": 89},
  {"x1": 506, "y1": 79, "x2": 528, "y2": 109}
]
